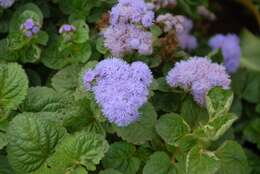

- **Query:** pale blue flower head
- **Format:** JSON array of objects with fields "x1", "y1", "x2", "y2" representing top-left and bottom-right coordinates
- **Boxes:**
[
  {"x1": 83, "y1": 58, "x2": 153, "y2": 127},
  {"x1": 166, "y1": 57, "x2": 230, "y2": 105}
]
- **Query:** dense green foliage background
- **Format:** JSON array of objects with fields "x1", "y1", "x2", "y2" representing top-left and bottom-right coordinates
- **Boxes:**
[{"x1": 0, "y1": 0, "x2": 260, "y2": 174}]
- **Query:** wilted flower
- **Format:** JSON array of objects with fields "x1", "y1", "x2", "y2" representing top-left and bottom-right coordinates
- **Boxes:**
[
  {"x1": 59, "y1": 24, "x2": 76, "y2": 34},
  {"x1": 20, "y1": 18, "x2": 40, "y2": 38},
  {"x1": 166, "y1": 57, "x2": 230, "y2": 105},
  {"x1": 0, "y1": 0, "x2": 15, "y2": 8},
  {"x1": 209, "y1": 34, "x2": 241, "y2": 73},
  {"x1": 83, "y1": 58, "x2": 153, "y2": 127}
]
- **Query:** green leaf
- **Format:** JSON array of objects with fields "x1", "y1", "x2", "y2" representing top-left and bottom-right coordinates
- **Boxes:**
[
  {"x1": 20, "y1": 87, "x2": 66, "y2": 113},
  {"x1": 194, "y1": 113, "x2": 237, "y2": 141},
  {"x1": 99, "y1": 169, "x2": 122, "y2": 174},
  {"x1": 0, "y1": 155, "x2": 14, "y2": 174},
  {"x1": 181, "y1": 96, "x2": 208, "y2": 128},
  {"x1": 115, "y1": 103, "x2": 157, "y2": 145},
  {"x1": 42, "y1": 37, "x2": 92, "y2": 69},
  {"x1": 0, "y1": 132, "x2": 7, "y2": 150},
  {"x1": 72, "y1": 20, "x2": 89, "y2": 43},
  {"x1": 156, "y1": 113, "x2": 190, "y2": 145},
  {"x1": 206, "y1": 87, "x2": 233, "y2": 117},
  {"x1": 0, "y1": 63, "x2": 28, "y2": 110},
  {"x1": 216, "y1": 141, "x2": 249, "y2": 174},
  {"x1": 34, "y1": 31, "x2": 49, "y2": 46},
  {"x1": 51, "y1": 64, "x2": 82, "y2": 95},
  {"x1": 0, "y1": 132, "x2": 8, "y2": 150},
  {"x1": 186, "y1": 146, "x2": 220, "y2": 174},
  {"x1": 7, "y1": 113, "x2": 66, "y2": 173},
  {"x1": 143, "y1": 152, "x2": 176, "y2": 174},
  {"x1": 102, "y1": 142, "x2": 141, "y2": 174},
  {"x1": 243, "y1": 118, "x2": 260, "y2": 149},
  {"x1": 240, "y1": 30, "x2": 260, "y2": 72},
  {"x1": 43, "y1": 132, "x2": 109, "y2": 173}
]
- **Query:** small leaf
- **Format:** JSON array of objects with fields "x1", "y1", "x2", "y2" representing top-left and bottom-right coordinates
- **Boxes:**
[
  {"x1": 194, "y1": 113, "x2": 237, "y2": 141},
  {"x1": 156, "y1": 113, "x2": 190, "y2": 145},
  {"x1": 186, "y1": 146, "x2": 220, "y2": 174},
  {"x1": 216, "y1": 141, "x2": 249, "y2": 174},
  {"x1": 0, "y1": 155, "x2": 14, "y2": 174},
  {"x1": 243, "y1": 118, "x2": 260, "y2": 149},
  {"x1": 143, "y1": 152, "x2": 176, "y2": 174},
  {"x1": 115, "y1": 103, "x2": 157, "y2": 145},
  {"x1": 102, "y1": 142, "x2": 141, "y2": 174},
  {"x1": 206, "y1": 87, "x2": 233, "y2": 117}
]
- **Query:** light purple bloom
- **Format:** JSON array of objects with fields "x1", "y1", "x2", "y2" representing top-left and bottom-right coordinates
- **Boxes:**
[
  {"x1": 166, "y1": 57, "x2": 230, "y2": 105},
  {"x1": 83, "y1": 58, "x2": 153, "y2": 127},
  {"x1": 0, "y1": 0, "x2": 15, "y2": 8},
  {"x1": 111, "y1": 0, "x2": 154, "y2": 27},
  {"x1": 103, "y1": 23, "x2": 153, "y2": 56},
  {"x1": 59, "y1": 24, "x2": 76, "y2": 34},
  {"x1": 209, "y1": 34, "x2": 241, "y2": 73},
  {"x1": 20, "y1": 18, "x2": 40, "y2": 38}
]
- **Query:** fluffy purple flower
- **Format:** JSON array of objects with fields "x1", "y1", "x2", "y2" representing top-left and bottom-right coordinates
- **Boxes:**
[
  {"x1": 209, "y1": 34, "x2": 241, "y2": 73},
  {"x1": 103, "y1": 23, "x2": 153, "y2": 56},
  {"x1": 83, "y1": 58, "x2": 153, "y2": 127},
  {"x1": 166, "y1": 57, "x2": 230, "y2": 105},
  {"x1": 0, "y1": 0, "x2": 15, "y2": 8},
  {"x1": 20, "y1": 18, "x2": 40, "y2": 38},
  {"x1": 59, "y1": 24, "x2": 76, "y2": 34},
  {"x1": 111, "y1": 0, "x2": 154, "y2": 27}
]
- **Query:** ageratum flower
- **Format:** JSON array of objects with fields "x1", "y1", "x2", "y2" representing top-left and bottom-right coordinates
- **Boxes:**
[
  {"x1": 0, "y1": 0, "x2": 15, "y2": 8},
  {"x1": 166, "y1": 57, "x2": 230, "y2": 105},
  {"x1": 209, "y1": 34, "x2": 241, "y2": 73},
  {"x1": 103, "y1": 23, "x2": 153, "y2": 56},
  {"x1": 111, "y1": 0, "x2": 154, "y2": 27},
  {"x1": 59, "y1": 24, "x2": 76, "y2": 34},
  {"x1": 83, "y1": 58, "x2": 153, "y2": 127},
  {"x1": 20, "y1": 18, "x2": 40, "y2": 38}
]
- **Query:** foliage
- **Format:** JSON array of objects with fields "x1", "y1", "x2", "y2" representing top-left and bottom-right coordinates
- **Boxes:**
[{"x1": 0, "y1": 0, "x2": 259, "y2": 174}]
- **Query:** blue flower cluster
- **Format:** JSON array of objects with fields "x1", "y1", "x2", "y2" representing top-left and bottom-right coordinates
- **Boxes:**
[
  {"x1": 209, "y1": 34, "x2": 241, "y2": 73},
  {"x1": 83, "y1": 58, "x2": 153, "y2": 127},
  {"x1": 20, "y1": 18, "x2": 40, "y2": 38},
  {"x1": 166, "y1": 57, "x2": 231, "y2": 105},
  {"x1": 103, "y1": 0, "x2": 154, "y2": 56}
]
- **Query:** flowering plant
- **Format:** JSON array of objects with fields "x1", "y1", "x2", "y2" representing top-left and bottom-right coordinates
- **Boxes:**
[{"x1": 0, "y1": 0, "x2": 259, "y2": 174}]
